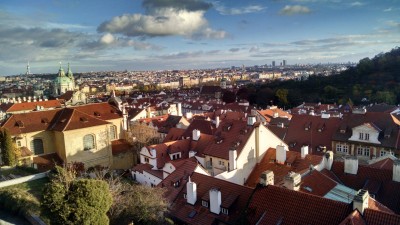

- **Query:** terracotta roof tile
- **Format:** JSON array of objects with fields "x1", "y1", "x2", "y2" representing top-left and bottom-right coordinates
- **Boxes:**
[
  {"x1": 363, "y1": 208, "x2": 400, "y2": 225},
  {"x1": 33, "y1": 153, "x2": 63, "y2": 172},
  {"x1": 49, "y1": 108, "x2": 110, "y2": 131},
  {"x1": 338, "y1": 210, "x2": 366, "y2": 225},
  {"x1": 245, "y1": 148, "x2": 322, "y2": 187},
  {"x1": 111, "y1": 139, "x2": 132, "y2": 155},
  {"x1": 248, "y1": 185, "x2": 352, "y2": 225},
  {"x1": 2, "y1": 100, "x2": 61, "y2": 112}
]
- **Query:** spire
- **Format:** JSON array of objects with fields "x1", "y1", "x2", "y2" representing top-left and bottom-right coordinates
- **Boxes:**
[
  {"x1": 67, "y1": 62, "x2": 74, "y2": 78},
  {"x1": 58, "y1": 62, "x2": 65, "y2": 77},
  {"x1": 25, "y1": 61, "x2": 31, "y2": 75}
]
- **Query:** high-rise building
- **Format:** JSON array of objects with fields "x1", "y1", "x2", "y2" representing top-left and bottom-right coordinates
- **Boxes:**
[
  {"x1": 283, "y1": 60, "x2": 287, "y2": 67},
  {"x1": 272, "y1": 61, "x2": 275, "y2": 67}
]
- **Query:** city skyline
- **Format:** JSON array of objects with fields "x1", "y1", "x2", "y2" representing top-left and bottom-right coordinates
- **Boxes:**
[{"x1": 0, "y1": 0, "x2": 399, "y2": 75}]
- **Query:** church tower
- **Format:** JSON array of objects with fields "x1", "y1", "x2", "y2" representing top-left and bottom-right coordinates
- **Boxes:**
[{"x1": 53, "y1": 62, "x2": 75, "y2": 96}]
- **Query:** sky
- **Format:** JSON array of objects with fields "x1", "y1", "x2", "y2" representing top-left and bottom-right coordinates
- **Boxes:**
[{"x1": 0, "y1": 0, "x2": 399, "y2": 75}]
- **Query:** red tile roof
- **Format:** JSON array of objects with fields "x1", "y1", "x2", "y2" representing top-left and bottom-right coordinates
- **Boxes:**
[
  {"x1": 284, "y1": 114, "x2": 341, "y2": 155},
  {"x1": 33, "y1": 153, "x2": 63, "y2": 172},
  {"x1": 163, "y1": 127, "x2": 186, "y2": 142},
  {"x1": 169, "y1": 172, "x2": 254, "y2": 225},
  {"x1": 245, "y1": 148, "x2": 323, "y2": 187},
  {"x1": 0, "y1": 100, "x2": 61, "y2": 113},
  {"x1": 300, "y1": 170, "x2": 337, "y2": 196},
  {"x1": 338, "y1": 210, "x2": 366, "y2": 225},
  {"x1": 248, "y1": 185, "x2": 352, "y2": 225},
  {"x1": 111, "y1": 139, "x2": 132, "y2": 155},
  {"x1": 203, "y1": 119, "x2": 254, "y2": 160},
  {"x1": 71, "y1": 102, "x2": 122, "y2": 120},
  {"x1": 49, "y1": 108, "x2": 110, "y2": 131},
  {"x1": 363, "y1": 208, "x2": 400, "y2": 225}
]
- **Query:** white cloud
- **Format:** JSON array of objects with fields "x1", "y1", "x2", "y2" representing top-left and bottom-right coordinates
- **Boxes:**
[
  {"x1": 100, "y1": 33, "x2": 115, "y2": 44},
  {"x1": 98, "y1": 5, "x2": 226, "y2": 40},
  {"x1": 214, "y1": 2, "x2": 266, "y2": 15},
  {"x1": 349, "y1": 1, "x2": 364, "y2": 7},
  {"x1": 279, "y1": 5, "x2": 311, "y2": 15}
]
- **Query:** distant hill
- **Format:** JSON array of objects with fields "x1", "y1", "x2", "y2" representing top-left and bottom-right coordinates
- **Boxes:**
[{"x1": 246, "y1": 47, "x2": 400, "y2": 108}]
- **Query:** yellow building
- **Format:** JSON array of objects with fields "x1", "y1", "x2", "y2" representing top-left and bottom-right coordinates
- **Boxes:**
[{"x1": 2, "y1": 102, "x2": 125, "y2": 169}]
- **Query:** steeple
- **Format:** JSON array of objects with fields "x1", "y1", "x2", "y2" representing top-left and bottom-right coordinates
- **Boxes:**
[
  {"x1": 58, "y1": 62, "x2": 65, "y2": 77},
  {"x1": 67, "y1": 63, "x2": 74, "y2": 79}
]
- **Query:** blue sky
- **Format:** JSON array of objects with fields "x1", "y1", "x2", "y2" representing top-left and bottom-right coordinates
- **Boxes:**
[{"x1": 0, "y1": 0, "x2": 399, "y2": 75}]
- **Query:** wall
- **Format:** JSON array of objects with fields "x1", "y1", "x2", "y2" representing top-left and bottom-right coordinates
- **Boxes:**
[
  {"x1": 111, "y1": 151, "x2": 134, "y2": 170},
  {"x1": 18, "y1": 130, "x2": 57, "y2": 156},
  {"x1": 132, "y1": 170, "x2": 162, "y2": 187},
  {"x1": 0, "y1": 172, "x2": 47, "y2": 188}
]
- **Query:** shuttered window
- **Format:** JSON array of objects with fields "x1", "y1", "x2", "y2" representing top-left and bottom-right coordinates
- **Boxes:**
[{"x1": 30, "y1": 139, "x2": 44, "y2": 155}]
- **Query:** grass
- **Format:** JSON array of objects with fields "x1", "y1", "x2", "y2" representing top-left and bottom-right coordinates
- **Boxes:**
[
  {"x1": 0, "y1": 166, "x2": 40, "y2": 177},
  {"x1": 4, "y1": 177, "x2": 49, "y2": 199}
]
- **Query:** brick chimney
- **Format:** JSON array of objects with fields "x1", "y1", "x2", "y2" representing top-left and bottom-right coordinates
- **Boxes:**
[
  {"x1": 284, "y1": 171, "x2": 301, "y2": 191},
  {"x1": 260, "y1": 170, "x2": 274, "y2": 186},
  {"x1": 353, "y1": 189, "x2": 369, "y2": 214},
  {"x1": 344, "y1": 155, "x2": 358, "y2": 175},
  {"x1": 276, "y1": 145, "x2": 287, "y2": 164},
  {"x1": 186, "y1": 177, "x2": 197, "y2": 205},
  {"x1": 301, "y1": 145, "x2": 309, "y2": 159},
  {"x1": 209, "y1": 188, "x2": 222, "y2": 214},
  {"x1": 393, "y1": 159, "x2": 400, "y2": 182},
  {"x1": 192, "y1": 129, "x2": 200, "y2": 141}
]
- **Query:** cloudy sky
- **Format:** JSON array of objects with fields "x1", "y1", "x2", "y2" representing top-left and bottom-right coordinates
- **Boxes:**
[{"x1": 0, "y1": 0, "x2": 399, "y2": 75}]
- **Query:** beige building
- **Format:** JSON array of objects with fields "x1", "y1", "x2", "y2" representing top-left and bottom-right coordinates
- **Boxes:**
[{"x1": 2, "y1": 102, "x2": 126, "y2": 169}]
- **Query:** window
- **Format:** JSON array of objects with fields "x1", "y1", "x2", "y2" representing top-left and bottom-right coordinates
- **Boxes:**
[
  {"x1": 380, "y1": 150, "x2": 387, "y2": 157},
  {"x1": 202, "y1": 200, "x2": 209, "y2": 208},
  {"x1": 336, "y1": 144, "x2": 348, "y2": 154},
  {"x1": 17, "y1": 141, "x2": 21, "y2": 147},
  {"x1": 364, "y1": 147, "x2": 370, "y2": 156},
  {"x1": 30, "y1": 139, "x2": 44, "y2": 155},
  {"x1": 109, "y1": 125, "x2": 117, "y2": 140},
  {"x1": 365, "y1": 133, "x2": 369, "y2": 140},
  {"x1": 219, "y1": 161, "x2": 224, "y2": 166},
  {"x1": 173, "y1": 181, "x2": 180, "y2": 188},
  {"x1": 343, "y1": 145, "x2": 348, "y2": 153},
  {"x1": 221, "y1": 207, "x2": 229, "y2": 215},
  {"x1": 357, "y1": 146, "x2": 370, "y2": 157},
  {"x1": 357, "y1": 146, "x2": 363, "y2": 155},
  {"x1": 336, "y1": 144, "x2": 342, "y2": 152},
  {"x1": 359, "y1": 133, "x2": 364, "y2": 140},
  {"x1": 144, "y1": 157, "x2": 150, "y2": 163},
  {"x1": 83, "y1": 134, "x2": 95, "y2": 150}
]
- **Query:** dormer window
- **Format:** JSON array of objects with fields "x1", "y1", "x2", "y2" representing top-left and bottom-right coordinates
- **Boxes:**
[
  {"x1": 221, "y1": 207, "x2": 229, "y2": 215},
  {"x1": 183, "y1": 193, "x2": 187, "y2": 199},
  {"x1": 202, "y1": 200, "x2": 209, "y2": 208},
  {"x1": 173, "y1": 180, "x2": 180, "y2": 188},
  {"x1": 359, "y1": 133, "x2": 363, "y2": 140}
]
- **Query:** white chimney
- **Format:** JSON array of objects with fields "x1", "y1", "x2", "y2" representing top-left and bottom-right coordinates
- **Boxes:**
[
  {"x1": 260, "y1": 170, "x2": 274, "y2": 186},
  {"x1": 276, "y1": 145, "x2": 287, "y2": 164},
  {"x1": 273, "y1": 112, "x2": 278, "y2": 118},
  {"x1": 177, "y1": 103, "x2": 182, "y2": 116},
  {"x1": 229, "y1": 149, "x2": 237, "y2": 171},
  {"x1": 189, "y1": 151, "x2": 196, "y2": 158},
  {"x1": 301, "y1": 145, "x2": 309, "y2": 159},
  {"x1": 209, "y1": 188, "x2": 221, "y2": 214},
  {"x1": 186, "y1": 112, "x2": 193, "y2": 120},
  {"x1": 186, "y1": 177, "x2": 197, "y2": 205},
  {"x1": 247, "y1": 115, "x2": 256, "y2": 126},
  {"x1": 353, "y1": 189, "x2": 369, "y2": 215},
  {"x1": 393, "y1": 160, "x2": 400, "y2": 182},
  {"x1": 215, "y1": 116, "x2": 220, "y2": 128},
  {"x1": 344, "y1": 155, "x2": 358, "y2": 175},
  {"x1": 324, "y1": 151, "x2": 334, "y2": 170},
  {"x1": 192, "y1": 129, "x2": 200, "y2": 141},
  {"x1": 284, "y1": 172, "x2": 301, "y2": 191}
]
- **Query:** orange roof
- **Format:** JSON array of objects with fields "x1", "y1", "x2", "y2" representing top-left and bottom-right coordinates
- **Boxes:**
[
  {"x1": 111, "y1": 139, "x2": 132, "y2": 155},
  {"x1": 1, "y1": 100, "x2": 61, "y2": 113},
  {"x1": 245, "y1": 148, "x2": 322, "y2": 188}
]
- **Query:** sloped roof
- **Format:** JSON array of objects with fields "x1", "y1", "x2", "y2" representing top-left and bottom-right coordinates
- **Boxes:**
[
  {"x1": 245, "y1": 148, "x2": 323, "y2": 187},
  {"x1": 169, "y1": 172, "x2": 253, "y2": 225},
  {"x1": 182, "y1": 118, "x2": 215, "y2": 138},
  {"x1": 0, "y1": 100, "x2": 61, "y2": 113},
  {"x1": 363, "y1": 208, "x2": 400, "y2": 225},
  {"x1": 111, "y1": 139, "x2": 132, "y2": 155},
  {"x1": 248, "y1": 185, "x2": 352, "y2": 225},
  {"x1": 49, "y1": 108, "x2": 110, "y2": 131},
  {"x1": 163, "y1": 127, "x2": 186, "y2": 142},
  {"x1": 71, "y1": 102, "x2": 122, "y2": 120},
  {"x1": 203, "y1": 119, "x2": 254, "y2": 160}
]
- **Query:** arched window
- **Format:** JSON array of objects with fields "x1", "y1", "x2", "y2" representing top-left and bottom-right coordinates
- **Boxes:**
[
  {"x1": 109, "y1": 125, "x2": 117, "y2": 140},
  {"x1": 83, "y1": 134, "x2": 95, "y2": 150},
  {"x1": 30, "y1": 139, "x2": 44, "y2": 155}
]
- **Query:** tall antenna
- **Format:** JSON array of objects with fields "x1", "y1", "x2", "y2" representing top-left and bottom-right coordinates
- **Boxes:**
[{"x1": 26, "y1": 61, "x2": 31, "y2": 75}]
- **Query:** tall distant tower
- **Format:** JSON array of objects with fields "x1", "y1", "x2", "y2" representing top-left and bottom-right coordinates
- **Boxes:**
[
  {"x1": 25, "y1": 62, "x2": 31, "y2": 75},
  {"x1": 272, "y1": 61, "x2": 276, "y2": 67},
  {"x1": 283, "y1": 60, "x2": 287, "y2": 67}
]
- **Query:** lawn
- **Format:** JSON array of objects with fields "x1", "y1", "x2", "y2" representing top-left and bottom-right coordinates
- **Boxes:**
[
  {"x1": 4, "y1": 177, "x2": 49, "y2": 199},
  {"x1": 0, "y1": 166, "x2": 39, "y2": 177}
]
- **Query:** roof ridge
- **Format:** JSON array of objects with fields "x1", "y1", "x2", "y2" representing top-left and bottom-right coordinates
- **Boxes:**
[{"x1": 61, "y1": 108, "x2": 75, "y2": 132}]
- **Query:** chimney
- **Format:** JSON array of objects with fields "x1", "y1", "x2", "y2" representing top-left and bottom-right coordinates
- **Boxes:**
[
  {"x1": 284, "y1": 172, "x2": 301, "y2": 191},
  {"x1": 192, "y1": 129, "x2": 200, "y2": 141},
  {"x1": 215, "y1": 116, "x2": 220, "y2": 128},
  {"x1": 188, "y1": 151, "x2": 196, "y2": 158},
  {"x1": 260, "y1": 170, "x2": 274, "y2": 186},
  {"x1": 247, "y1": 115, "x2": 256, "y2": 126},
  {"x1": 344, "y1": 155, "x2": 358, "y2": 175},
  {"x1": 229, "y1": 148, "x2": 237, "y2": 171},
  {"x1": 276, "y1": 145, "x2": 287, "y2": 164},
  {"x1": 176, "y1": 102, "x2": 182, "y2": 116},
  {"x1": 353, "y1": 189, "x2": 369, "y2": 214},
  {"x1": 324, "y1": 151, "x2": 334, "y2": 170},
  {"x1": 273, "y1": 112, "x2": 278, "y2": 118},
  {"x1": 209, "y1": 188, "x2": 222, "y2": 214},
  {"x1": 393, "y1": 160, "x2": 400, "y2": 182},
  {"x1": 186, "y1": 177, "x2": 197, "y2": 205},
  {"x1": 186, "y1": 112, "x2": 193, "y2": 120},
  {"x1": 301, "y1": 145, "x2": 309, "y2": 159}
]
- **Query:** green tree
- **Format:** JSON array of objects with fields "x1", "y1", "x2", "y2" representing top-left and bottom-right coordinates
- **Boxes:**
[
  {"x1": 109, "y1": 183, "x2": 168, "y2": 225},
  {"x1": 275, "y1": 89, "x2": 289, "y2": 106},
  {"x1": 0, "y1": 128, "x2": 19, "y2": 166},
  {"x1": 42, "y1": 166, "x2": 112, "y2": 225}
]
